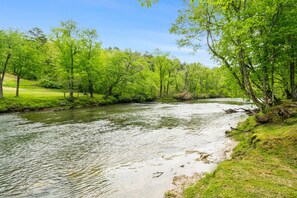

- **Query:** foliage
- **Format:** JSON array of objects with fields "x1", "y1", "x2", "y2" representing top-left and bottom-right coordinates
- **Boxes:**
[
  {"x1": 0, "y1": 19, "x2": 255, "y2": 104},
  {"x1": 167, "y1": 0, "x2": 297, "y2": 110},
  {"x1": 0, "y1": 77, "x2": 120, "y2": 113},
  {"x1": 39, "y1": 78, "x2": 62, "y2": 89}
]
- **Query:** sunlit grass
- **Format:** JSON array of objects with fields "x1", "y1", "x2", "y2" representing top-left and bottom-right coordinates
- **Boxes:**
[
  {"x1": 3, "y1": 74, "x2": 39, "y2": 88},
  {"x1": 3, "y1": 87, "x2": 65, "y2": 98},
  {"x1": 0, "y1": 75, "x2": 117, "y2": 113}
]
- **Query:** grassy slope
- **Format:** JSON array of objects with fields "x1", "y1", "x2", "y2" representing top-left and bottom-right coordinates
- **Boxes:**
[
  {"x1": 184, "y1": 103, "x2": 297, "y2": 198},
  {"x1": 0, "y1": 74, "x2": 117, "y2": 113}
]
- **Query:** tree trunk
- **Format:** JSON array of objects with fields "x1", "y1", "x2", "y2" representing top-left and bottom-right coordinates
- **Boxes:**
[
  {"x1": 285, "y1": 87, "x2": 292, "y2": 99},
  {"x1": 70, "y1": 54, "x2": 74, "y2": 98},
  {"x1": 239, "y1": 48, "x2": 262, "y2": 108},
  {"x1": 0, "y1": 81, "x2": 3, "y2": 99},
  {"x1": 0, "y1": 53, "x2": 11, "y2": 99},
  {"x1": 206, "y1": 30, "x2": 245, "y2": 92},
  {"x1": 106, "y1": 86, "x2": 113, "y2": 97},
  {"x1": 159, "y1": 80, "x2": 163, "y2": 97},
  {"x1": 89, "y1": 83, "x2": 93, "y2": 98},
  {"x1": 271, "y1": 51, "x2": 277, "y2": 106},
  {"x1": 290, "y1": 58, "x2": 296, "y2": 101},
  {"x1": 262, "y1": 66, "x2": 269, "y2": 108},
  {"x1": 69, "y1": 89, "x2": 74, "y2": 98},
  {"x1": 16, "y1": 75, "x2": 20, "y2": 97},
  {"x1": 166, "y1": 82, "x2": 169, "y2": 95},
  {"x1": 262, "y1": 47, "x2": 270, "y2": 108},
  {"x1": 183, "y1": 71, "x2": 188, "y2": 91},
  {"x1": 88, "y1": 73, "x2": 93, "y2": 98},
  {"x1": 271, "y1": 59, "x2": 275, "y2": 106}
]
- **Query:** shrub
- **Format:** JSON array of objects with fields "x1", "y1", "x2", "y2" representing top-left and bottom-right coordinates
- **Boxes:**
[{"x1": 39, "y1": 79, "x2": 62, "y2": 89}]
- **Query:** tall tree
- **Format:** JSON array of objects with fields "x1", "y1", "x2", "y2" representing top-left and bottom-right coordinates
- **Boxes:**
[
  {"x1": 11, "y1": 32, "x2": 41, "y2": 97},
  {"x1": 79, "y1": 29, "x2": 101, "y2": 97},
  {"x1": 168, "y1": 0, "x2": 290, "y2": 109},
  {"x1": 100, "y1": 49, "x2": 145, "y2": 98},
  {"x1": 153, "y1": 50, "x2": 170, "y2": 97},
  {"x1": 140, "y1": 0, "x2": 297, "y2": 106},
  {"x1": 51, "y1": 20, "x2": 80, "y2": 98},
  {"x1": 0, "y1": 30, "x2": 19, "y2": 98}
]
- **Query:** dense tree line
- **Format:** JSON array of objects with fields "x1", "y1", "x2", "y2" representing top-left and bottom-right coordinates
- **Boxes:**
[
  {"x1": 141, "y1": 0, "x2": 297, "y2": 110},
  {"x1": 0, "y1": 20, "x2": 241, "y2": 101}
]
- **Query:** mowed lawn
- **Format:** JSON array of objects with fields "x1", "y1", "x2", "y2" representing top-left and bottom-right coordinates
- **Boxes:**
[
  {"x1": 3, "y1": 87, "x2": 65, "y2": 98},
  {"x1": 2, "y1": 74, "x2": 65, "y2": 98},
  {"x1": 0, "y1": 74, "x2": 111, "y2": 113}
]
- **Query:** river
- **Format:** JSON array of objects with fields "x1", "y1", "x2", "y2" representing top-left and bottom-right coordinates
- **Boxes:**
[{"x1": 0, "y1": 99, "x2": 252, "y2": 198}]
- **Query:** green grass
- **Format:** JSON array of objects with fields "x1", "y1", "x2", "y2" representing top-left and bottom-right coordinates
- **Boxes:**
[
  {"x1": 0, "y1": 74, "x2": 119, "y2": 113},
  {"x1": 2, "y1": 74, "x2": 64, "y2": 98},
  {"x1": 183, "y1": 103, "x2": 297, "y2": 198},
  {"x1": 3, "y1": 86, "x2": 64, "y2": 98},
  {"x1": 0, "y1": 90, "x2": 118, "y2": 113},
  {"x1": 3, "y1": 74, "x2": 39, "y2": 88}
]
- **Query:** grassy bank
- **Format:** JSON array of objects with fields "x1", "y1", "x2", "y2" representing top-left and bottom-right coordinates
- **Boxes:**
[
  {"x1": 0, "y1": 74, "x2": 223, "y2": 113},
  {"x1": 183, "y1": 102, "x2": 297, "y2": 197},
  {"x1": 0, "y1": 93, "x2": 119, "y2": 113},
  {"x1": 0, "y1": 75, "x2": 119, "y2": 113}
]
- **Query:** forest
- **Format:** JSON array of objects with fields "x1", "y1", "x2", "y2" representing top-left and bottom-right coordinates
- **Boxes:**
[
  {"x1": 0, "y1": 21, "x2": 245, "y2": 106},
  {"x1": 141, "y1": 0, "x2": 297, "y2": 112},
  {"x1": 178, "y1": 0, "x2": 297, "y2": 111},
  {"x1": 0, "y1": 0, "x2": 297, "y2": 113}
]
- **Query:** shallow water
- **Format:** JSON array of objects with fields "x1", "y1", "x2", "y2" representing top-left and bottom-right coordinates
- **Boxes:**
[{"x1": 0, "y1": 99, "x2": 252, "y2": 197}]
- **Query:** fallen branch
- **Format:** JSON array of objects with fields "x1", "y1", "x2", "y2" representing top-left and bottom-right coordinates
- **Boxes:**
[{"x1": 223, "y1": 108, "x2": 259, "y2": 116}]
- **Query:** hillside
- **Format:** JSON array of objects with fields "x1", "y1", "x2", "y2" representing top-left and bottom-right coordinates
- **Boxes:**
[{"x1": 0, "y1": 74, "x2": 117, "y2": 113}]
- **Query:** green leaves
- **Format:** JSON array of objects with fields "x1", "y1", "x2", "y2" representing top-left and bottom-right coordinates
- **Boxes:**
[
  {"x1": 169, "y1": 0, "x2": 297, "y2": 107},
  {"x1": 138, "y1": 0, "x2": 159, "y2": 7}
]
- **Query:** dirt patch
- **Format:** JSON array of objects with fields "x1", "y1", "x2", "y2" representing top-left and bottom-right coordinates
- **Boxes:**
[
  {"x1": 222, "y1": 140, "x2": 238, "y2": 160},
  {"x1": 165, "y1": 140, "x2": 238, "y2": 198},
  {"x1": 165, "y1": 173, "x2": 205, "y2": 198}
]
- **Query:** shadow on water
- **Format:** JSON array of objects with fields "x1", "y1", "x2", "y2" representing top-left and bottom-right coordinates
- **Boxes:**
[{"x1": 18, "y1": 103, "x2": 151, "y2": 125}]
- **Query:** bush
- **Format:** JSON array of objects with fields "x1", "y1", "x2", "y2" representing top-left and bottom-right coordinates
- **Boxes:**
[
  {"x1": 119, "y1": 93, "x2": 133, "y2": 103},
  {"x1": 39, "y1": 79, "x2": 62, "y2": 89}
]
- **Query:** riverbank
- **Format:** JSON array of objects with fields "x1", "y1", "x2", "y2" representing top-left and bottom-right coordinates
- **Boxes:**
[
  {"x1": 172, "y1": 102, "x2": 297, "y2": 197},
  {"x1": 0, "y1": 74, "x2": 155, "y2": 113},
  {"x1": 0, "y1": 93, "x2": 223, "y2": 114},
  {"x1": 1, "y1": 74, "x2": 231, "y2": 113},
  {"x1": 0, "y1": 88, "x2": 225, "y2": 114},
  {"x1": 0, "y1": 93, "x2": 121, "y2": 113}
]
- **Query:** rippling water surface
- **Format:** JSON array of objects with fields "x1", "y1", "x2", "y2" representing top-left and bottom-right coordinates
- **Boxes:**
[{"x1": 0, "y1": 99, "x2": 252, "y2": 197}]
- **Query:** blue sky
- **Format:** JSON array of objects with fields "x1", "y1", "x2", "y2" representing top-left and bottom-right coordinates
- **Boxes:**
[{"x1": 0, "y1": 0, "x2": 216, "y2": 67}]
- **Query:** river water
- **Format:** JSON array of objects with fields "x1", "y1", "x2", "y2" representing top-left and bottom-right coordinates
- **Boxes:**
[{"x1": 0, "y1": 99, "x2": 252, "y2": 198}]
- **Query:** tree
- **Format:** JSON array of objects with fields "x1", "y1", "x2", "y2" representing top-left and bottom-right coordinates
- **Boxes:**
[
  {"x1": 79, "y1": 29, "x2": 101, "y2": 97},
  {"x1": 100, "y1": 49, "x2": 145, "y2": 98},
  {"x1": 168, "y1": 0, "x2": 293, "y2": 109},
  {"x1": 11, "y1": 32, "x2": 41, "y2": 97},
  {"x1": 164, "y1": 58, "x2": 181, "y2": 95},
  {"x1": 0, "y1": 30, "x2": 11, "y2": 99},
  {"x1": 140, "y1": 0, "x2": 297, "y2": 107},
  {"x1": 153, "y1": 50, "x2": 171, "y2": 97},
  {"x1": 51, "y1": 20, "x2": 80, "y2": 98},
  {"x1": 0, "y1": 30, "x2": 19, "y2": 98},
  {"x1": 27, "y1": 27, "x2": 47, "y2": 46}
]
